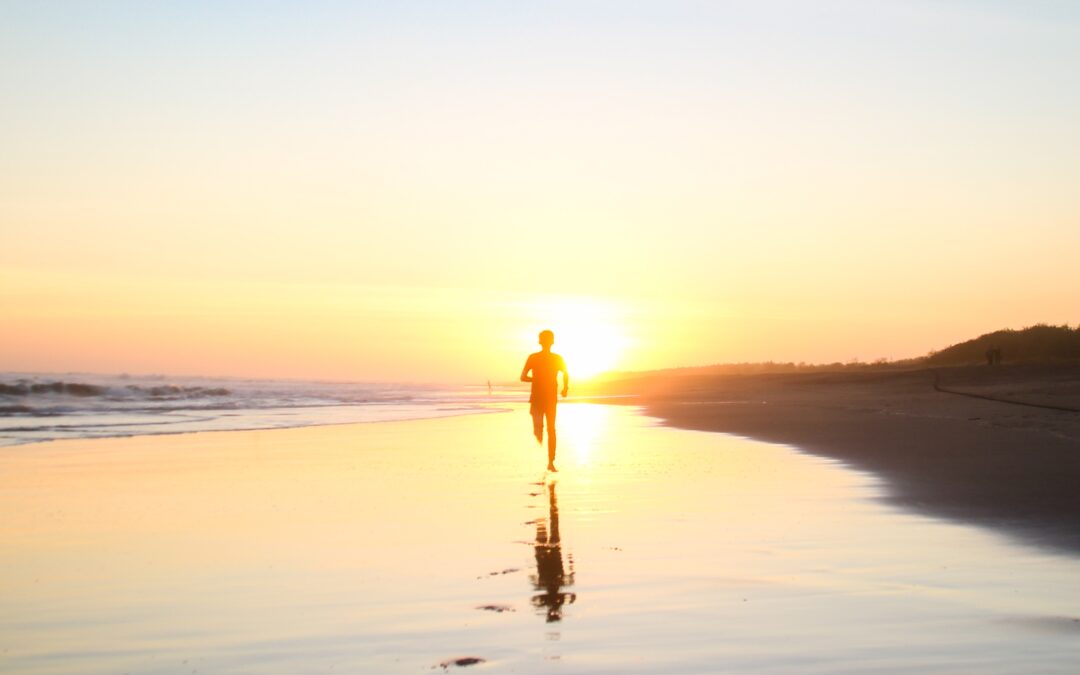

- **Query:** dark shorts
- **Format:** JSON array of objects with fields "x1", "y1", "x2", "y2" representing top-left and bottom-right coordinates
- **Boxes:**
[{"x1": 530, "y1": 399, "x2": 557, "y2": 416}]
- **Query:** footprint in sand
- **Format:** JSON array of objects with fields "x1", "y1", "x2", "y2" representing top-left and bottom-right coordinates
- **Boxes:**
[
  {"x1": 435, "y1": 656, "x2": 485, "y2": 669},
  {"x1": 475, "y1": 567, "x2": 520, "y2": 579}
]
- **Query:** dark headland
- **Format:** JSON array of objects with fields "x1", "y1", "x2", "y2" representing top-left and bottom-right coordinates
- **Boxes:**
[{"x1": 584, "y1": 326, "x2": 1080, "y2": 555}]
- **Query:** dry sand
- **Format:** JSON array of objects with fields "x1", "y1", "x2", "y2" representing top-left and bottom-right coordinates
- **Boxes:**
[{"x1": 603, "y1": 365, "x2": 1080, "y2": 554}]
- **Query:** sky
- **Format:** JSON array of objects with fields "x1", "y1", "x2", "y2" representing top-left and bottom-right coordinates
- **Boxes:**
[{"x1": 2, "y1": 1, "x2": 1079, "y2": 382}]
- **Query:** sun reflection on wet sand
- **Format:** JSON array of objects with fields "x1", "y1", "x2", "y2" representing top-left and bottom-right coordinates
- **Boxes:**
[{"x1": 558, "y1": 403, "x2": 610, "y2": 467}]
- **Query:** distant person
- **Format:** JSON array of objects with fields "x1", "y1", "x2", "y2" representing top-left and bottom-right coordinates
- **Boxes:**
[
  {"x1": 520, "y1": 330, "x2": 569, "y2": 472},
  {"x1": 986, "y1": 347, "x2": 994, "y2": 366}
]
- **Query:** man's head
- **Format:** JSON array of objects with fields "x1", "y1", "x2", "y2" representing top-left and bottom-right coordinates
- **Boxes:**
[{"x1": 538, "y1": 330, "x2": 555, "y2": 348}]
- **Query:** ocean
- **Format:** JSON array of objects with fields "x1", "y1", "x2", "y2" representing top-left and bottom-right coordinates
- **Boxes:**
[{"x1": 0, "y1": 372, "x2": 520, "y2": 448}]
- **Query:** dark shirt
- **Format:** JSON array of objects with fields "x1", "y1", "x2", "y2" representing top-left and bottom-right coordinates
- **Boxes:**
[{"x1": 523, "y1": 351, "x2": 566, "y2": 404}]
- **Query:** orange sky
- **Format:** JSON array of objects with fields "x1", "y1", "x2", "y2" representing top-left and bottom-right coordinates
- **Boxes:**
[{"x1": 2, "y1": 2, "x2": 1079, "y2": 383}]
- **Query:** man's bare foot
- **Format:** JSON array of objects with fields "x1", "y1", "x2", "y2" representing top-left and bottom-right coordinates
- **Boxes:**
[{"x1": 547, "y1": 463, "x2": 557, "y2": 472}]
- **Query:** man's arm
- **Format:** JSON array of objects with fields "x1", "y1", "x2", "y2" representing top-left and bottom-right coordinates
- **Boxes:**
[
  {"x1": 520, "y1": 355, "x2": 534, "y2": 383},
  {"x1": 560, "y1": 359, "x2": 569, "y2": 397}
]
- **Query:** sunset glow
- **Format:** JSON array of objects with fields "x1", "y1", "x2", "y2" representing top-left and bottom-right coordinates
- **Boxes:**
[
  {"x1": 518, "y1": 297, "x2": 631, "y2": 380},
  {"x1": 2, "y1": 2, "x2": 1079, "y2": 383}
]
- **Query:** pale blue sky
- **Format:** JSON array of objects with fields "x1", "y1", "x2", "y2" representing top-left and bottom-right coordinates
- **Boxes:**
[{"x1": 2, "y1": 1, "x2": 1079, "y2": 375}]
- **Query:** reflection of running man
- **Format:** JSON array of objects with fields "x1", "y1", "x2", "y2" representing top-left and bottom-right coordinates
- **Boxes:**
[
  {"x1": 531, "y1": 481, "x2": 575, "y2": 622},
  {"x1": 520, "y1": 330, "x2": 569, "y2": 472}
]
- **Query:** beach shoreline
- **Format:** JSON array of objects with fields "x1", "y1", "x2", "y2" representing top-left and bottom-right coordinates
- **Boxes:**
[
  {"x1": 588, "y1": 365, "x2": 1080, "y2": 555},
  {"x1": 8, "y1": 363, "x2": 1080, "y2": 558}
]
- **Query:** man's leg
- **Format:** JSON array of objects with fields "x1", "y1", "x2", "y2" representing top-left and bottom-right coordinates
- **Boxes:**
[
  {"x1": 545, "y1": 406, "x2": 557, "y2": 467},
  {"x1": 532, "y1": 409, "x2": 544, "y2": 443}
]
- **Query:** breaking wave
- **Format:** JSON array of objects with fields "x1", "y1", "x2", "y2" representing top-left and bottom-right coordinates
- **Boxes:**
[
  {"x1": 0, "y1": 373, "x2": 522, "y2": 448},
  {"x1": 0, "y1": 380, "x2": 231, "y2": 399}
]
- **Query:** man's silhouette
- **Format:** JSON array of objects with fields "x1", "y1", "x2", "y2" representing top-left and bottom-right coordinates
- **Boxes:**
[
  {"x1": 530, "y1": 481, "x2": 575, "y2": 621},
  {"x1": 520, "y1": 330, "x2": 569, "y2": 471}
]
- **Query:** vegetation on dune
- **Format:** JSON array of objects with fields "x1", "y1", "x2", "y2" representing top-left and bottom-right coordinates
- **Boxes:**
[
  {"x1": 592, "y1": 357, "x2": 916, "y2": 381},
  {"x1": 588, "y1": 324, "x2": 1080, "y2": 383},
  {"x1": 925, "y1": 324, "x2": 1080, "y2": 366}
]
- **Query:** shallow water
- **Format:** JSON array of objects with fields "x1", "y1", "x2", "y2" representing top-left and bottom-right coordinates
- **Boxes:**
[{"x1": 2, "y1": 404, "x2": 1079, "y2": 673}]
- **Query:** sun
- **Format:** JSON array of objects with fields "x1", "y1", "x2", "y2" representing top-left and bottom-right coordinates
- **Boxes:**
[
  {"x1": 523, "y1": 296, "x2": 631, "y2": 380},
  {"x1": 558, "y1": 321, "x2": 625, "y2": 379}
]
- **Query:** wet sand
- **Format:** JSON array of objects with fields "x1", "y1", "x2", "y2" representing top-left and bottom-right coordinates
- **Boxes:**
[
  {"x1": 3, "y1": 403, "x2": 1080, "y2": 672},
  {"x1": 599, "y1": 365, "x2": 1080, "y2": 554}
]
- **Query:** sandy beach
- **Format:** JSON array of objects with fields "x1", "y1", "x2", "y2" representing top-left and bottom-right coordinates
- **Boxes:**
[
  {"x1": 593, "y1": 365, "x2": 1080, "y2": 555},
  {"x1": 4, "y1": 402, "x2": 1080, "y2": 673}
]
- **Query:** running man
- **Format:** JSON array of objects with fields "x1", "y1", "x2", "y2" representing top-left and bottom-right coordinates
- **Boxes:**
[{"x1": 520, "y1": 330, "x2": 569, "y2": 471}]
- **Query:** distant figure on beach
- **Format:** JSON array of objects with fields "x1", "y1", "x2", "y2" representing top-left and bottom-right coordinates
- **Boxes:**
[
  {"x1": 487, "y1": 379, "x2": 492, "y2": 396},
  {"x1": 986, "y1": 346, "x2": 1003, "y2": 365},
  {"x1": 520, "y1": 330, "x2": 569, "y2": 472}
]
